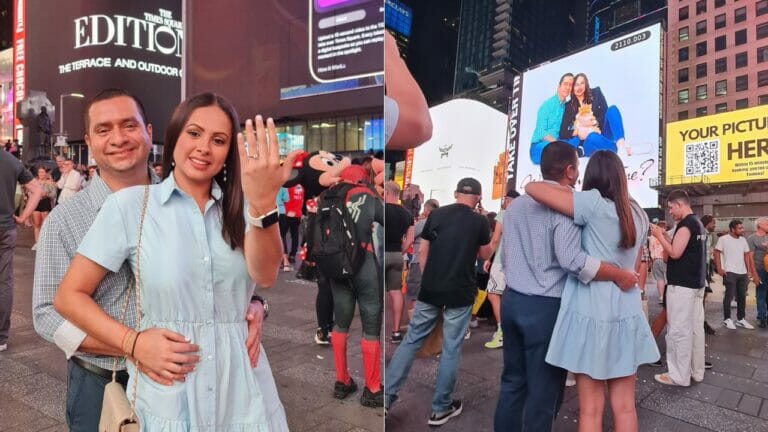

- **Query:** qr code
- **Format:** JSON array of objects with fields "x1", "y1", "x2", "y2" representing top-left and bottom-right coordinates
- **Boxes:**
[{"x1": 684, "y1": 140, "x2": 720, "y2": 176}]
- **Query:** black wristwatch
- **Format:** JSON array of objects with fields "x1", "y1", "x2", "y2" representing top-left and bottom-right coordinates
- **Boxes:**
[{"x1": 250, "y1": 295, "x2": 269, "y2": 320}]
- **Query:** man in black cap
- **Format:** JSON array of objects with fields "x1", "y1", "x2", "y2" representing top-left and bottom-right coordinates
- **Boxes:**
[{"x1": 385, "y1": 177, "x2": 492, "y2": 426}]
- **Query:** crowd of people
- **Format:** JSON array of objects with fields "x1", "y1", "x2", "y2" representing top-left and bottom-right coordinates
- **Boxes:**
[
  {"x1": 0, "y1": 80, "x2": 765, "y2": 432},
  {"x1": 382, "y1": 141, "x2": 768, "y2": 431}
]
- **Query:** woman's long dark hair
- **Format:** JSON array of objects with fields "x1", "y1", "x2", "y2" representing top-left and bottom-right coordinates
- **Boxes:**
[
  {"x1": 163, "y1": 93, "x2": 245, "y2": 250},
  {"x1": 571, "y1": 73, "x2": 594, "y2": 105},
  {"x1": 582, "y1": 150, "x2": 636, "y2": 249}
]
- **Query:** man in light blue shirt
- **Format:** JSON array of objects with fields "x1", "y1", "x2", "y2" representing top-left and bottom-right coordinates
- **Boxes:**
[
  {"x1": 494, "y1": 141, "x2": 638, "y2": 432},
  {"x1": 530, "y1": 73, "x2": 574, "y2": 165}
]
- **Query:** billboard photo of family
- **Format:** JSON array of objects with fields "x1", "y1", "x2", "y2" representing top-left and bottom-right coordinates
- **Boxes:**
[{"x1": 515, "y1": 23, "x2": 662, "y2": 208}]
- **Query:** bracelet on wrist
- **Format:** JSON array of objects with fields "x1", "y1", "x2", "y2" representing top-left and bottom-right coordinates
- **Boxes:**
[
  {"x1": 120, "y1": 329, "x2": 132, "y2": 354},
  {"x1": 131, "y1": 331, "x2": 142, "y2": 358}
]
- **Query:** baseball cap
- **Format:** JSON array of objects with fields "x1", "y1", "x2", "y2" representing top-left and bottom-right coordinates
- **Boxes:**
[{"x1": 456, "y1": 178, "x2": 482, "y2": 196}]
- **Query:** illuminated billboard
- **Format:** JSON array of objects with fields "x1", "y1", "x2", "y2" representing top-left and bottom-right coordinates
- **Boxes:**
[
  {"x1": 513, "y1": 23, "x2": 662, "y2": 208},
  {"x1": 187, "y1": 0, "x2": 383, "y2": 118},
  {"x1": 23, "y1": 0, "x2": 182, "y2": 144},
  {"x1": 410, "y1": 98, "x2": 507, "y2": 207},
  {"x1": 665, "y1": 106, "x2": 768, "y2": 185}
]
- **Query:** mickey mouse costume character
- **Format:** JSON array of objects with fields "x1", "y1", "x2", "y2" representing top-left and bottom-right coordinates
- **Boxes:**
[{"x1": 283, "y1": 151, "x2": 350, "y2": 345}]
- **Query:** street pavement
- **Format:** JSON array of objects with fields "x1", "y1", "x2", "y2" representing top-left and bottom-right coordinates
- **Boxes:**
[
  {"x1": 385, "y1": 278, "x2": 768, "y2": 432},
  {"x1": 0, "y1": 225, "x2": 383, "y2": 431}
]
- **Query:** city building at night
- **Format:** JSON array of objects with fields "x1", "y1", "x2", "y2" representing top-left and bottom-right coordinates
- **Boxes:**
[{"x1": 658, "y1": 0, "x2": 768, "y2": 229}]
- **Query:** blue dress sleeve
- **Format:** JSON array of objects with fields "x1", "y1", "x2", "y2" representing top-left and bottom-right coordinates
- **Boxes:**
[
  {"x1": 77, "y1": 194, "x2": 131, "y2": 273},
  {"x1": 573, "y1": 189, "x2": 603, "y2": 227}
]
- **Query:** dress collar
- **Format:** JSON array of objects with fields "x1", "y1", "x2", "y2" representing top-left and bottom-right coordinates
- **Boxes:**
[{"x1": 159, "y1": 171, "x2": 223, "y2": 205}]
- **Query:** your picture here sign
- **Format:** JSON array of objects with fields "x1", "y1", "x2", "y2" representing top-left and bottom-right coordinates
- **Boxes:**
[{"x1": 666, "y1": 106, "x2": 768, "y2": 185}]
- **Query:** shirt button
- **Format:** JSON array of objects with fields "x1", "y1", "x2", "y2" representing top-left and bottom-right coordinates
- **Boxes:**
[
  {"x1": 206, "y1": 320, "x2": 213, "y2": 325},
  {"x1": 208, "y1": 355, "x2": 213, "y2": 360},
  {"x1": 203, "y1": 256, "x2": 209, "y2": 262}
]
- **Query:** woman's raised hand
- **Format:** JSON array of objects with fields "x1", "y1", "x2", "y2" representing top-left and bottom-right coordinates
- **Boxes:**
[{"x1": 237, "y1": 116, "x2": 302, "y2": 215}]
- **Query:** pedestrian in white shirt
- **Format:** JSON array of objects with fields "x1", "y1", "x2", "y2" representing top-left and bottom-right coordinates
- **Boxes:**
[
  {"x1": 714, "y1": 219, "x2": 756, "y2": 330},
  {"x1": 56, "y1": 159, "x2": 81, "y2": 203}
]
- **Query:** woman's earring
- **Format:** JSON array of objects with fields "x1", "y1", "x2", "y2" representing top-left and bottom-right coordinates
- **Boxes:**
[
  {"x1": 170, "y1": 160, "x2": 175, "y2": 168},
  {"x1": 223, "y1": 164, "x2": 227, "y2": 182}
]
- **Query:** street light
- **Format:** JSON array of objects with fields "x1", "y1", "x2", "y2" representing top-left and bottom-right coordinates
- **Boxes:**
[{"x1": 59, "y1": 93, "x2": 85, "y2": 135}]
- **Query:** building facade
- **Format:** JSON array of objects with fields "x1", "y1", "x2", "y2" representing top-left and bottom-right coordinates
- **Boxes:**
[
  {"x1": 668, "y1": 0, "x2": 768, "y2": 120},
  {"x1": 588, "y1": 0, "x2": 667, "y2": 45},
  {"x1": 454, "y1": 0, "x2": 586, "y2": 110},
  {"x1": 661, "y1": 0, "x2": 768, "y2": 229}
]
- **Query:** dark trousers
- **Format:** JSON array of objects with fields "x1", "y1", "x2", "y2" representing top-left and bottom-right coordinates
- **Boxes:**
[
  {"x1": 723, "y1": 272, "x2": 748, "y2": 321},
  {"x1": 328, "y1": 254, "x2": 382, "y2": 339},
  {"x1": 494, "y1": 288, "x2": 567, "y2": 432},
  {"x1": 66, "y1": 359, "x2": 128, "y2": 432},
  {"x1": 0, "y1": 228, "x2": 17, "y2": 344},
  {"x1": 279, "y1": 215, "x2": 301, "y2": 257},
  {"x1": 316, "y1": 273, "x2": 335, "y2": 333}
]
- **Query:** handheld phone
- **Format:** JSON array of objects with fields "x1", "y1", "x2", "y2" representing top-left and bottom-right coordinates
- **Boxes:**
[{"x1": 309, "y1": 0, "x2": 384, "y2": 83}]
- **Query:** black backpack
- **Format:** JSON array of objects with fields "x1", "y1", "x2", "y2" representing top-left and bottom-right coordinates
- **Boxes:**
[{"x1": 312, "y1": 183, "x2": 370, "y2": 279}]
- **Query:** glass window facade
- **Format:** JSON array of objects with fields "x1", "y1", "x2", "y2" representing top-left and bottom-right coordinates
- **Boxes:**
[{"x1": 275, "y1": 114, "x2": 384, "y2": 156}]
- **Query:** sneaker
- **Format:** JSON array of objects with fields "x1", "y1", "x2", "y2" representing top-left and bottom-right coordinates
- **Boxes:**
[
  {"x1": 484, "y1": 329, "x2": 503, "y2": 349},
  {"x1": 704, "y1": 321, "x2": 716, "y2": 335},
  {"x1": 282, "y1": 265, "x2": 293, "y2": 272},
  {"x1": 464, "y1": 328, "x2": 471, "y2": 340},
  {"x1": 314, "y1": 329, "x2": 330, "y2": 345},
  {"x1": 428, "y1": 400, "x2": 463, "y2": 426},
  {"x1": 654, "y1": 373, "x2": 683, "y2": 386},
  {"x1": 759, "y1": 320, "x2": 767, "y2": 329},
  {"x1": 723, "y1": 318, "x2": 736, "y2": 330},
  {"x1": 649, "y1": 359, "x2": 663, "y2": 367},
  {"x1": 391, "y1": 331, "x2": 403, "y2": 344},
  {"x1": 360, "y1": 387, "x2": 383, "y2": 408},
  {"x1": 333, "y1": 378, "x2": 357, "y2": 399},
  {"x1": 0, "y1": 343, "x2": 6, "y2": 352},
  {"x1": 736, "y1": 319, "x2": 755, "y2": 330},
  {"x1": 469, "y1": 318, "x2": 478, "y2": 328},
  {"x1": 705, "y1": 361, "x2": 713, "y2": 369}
]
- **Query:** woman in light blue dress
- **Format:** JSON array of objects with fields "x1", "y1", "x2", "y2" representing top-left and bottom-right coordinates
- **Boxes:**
[
  {"x1": 55, "y1": 93, "x2": 299, "y2": 430},
  {"x1": 525, "y1": 150, "x2": 659, "y2": 432}
]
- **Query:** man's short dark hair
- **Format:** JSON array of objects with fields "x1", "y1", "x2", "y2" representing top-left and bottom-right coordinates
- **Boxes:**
[
  {"x1": 666, "y1": 189, "x2": 690, "y2": 206},
  {"x1": 559, "y1": 73, "x2": 574, "y2": 85},
  {"x1": 701, "y1": 214, "x2": 714, "y2": 226},
  {"x1": 729, "y1": 219, "x2": 743, "y2": 231},
  {"x1": 540, "y1": 141, "x2": 577, "y2": 181},
  {"x1": 84, "y1": 88, "x2": 148, "y2": 132},
  {"x1": 424, "y1": 199, "x2": 439, "y2": 211}
]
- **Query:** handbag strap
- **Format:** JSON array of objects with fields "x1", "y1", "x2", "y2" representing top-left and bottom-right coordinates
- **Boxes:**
[{"x1": 110, "y1": 186, "x2": 150, "y2": 415}]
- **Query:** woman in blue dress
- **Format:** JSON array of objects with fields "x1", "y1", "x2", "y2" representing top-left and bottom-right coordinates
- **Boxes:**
[
  {"x1": 525, "y1": 150, "x2": 659, "y2": 432},
  {"x1": 55, "y1": 93, "x2": 297, "y2": 430}
]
